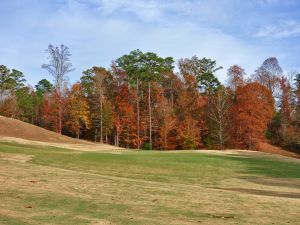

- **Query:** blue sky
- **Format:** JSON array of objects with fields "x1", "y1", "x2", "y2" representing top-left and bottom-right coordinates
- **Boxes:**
[{"x1": 0, "y1": 0, "x2": 300, "y2": 85}]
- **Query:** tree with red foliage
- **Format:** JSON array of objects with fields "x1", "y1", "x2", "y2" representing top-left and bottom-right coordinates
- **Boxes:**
[
  {"x1": 114, "y1": 84, "x2": 138, "y2": 148},
  {"x1": 235, "y1": 82, "x2": 275, "y2": 149},
  {"x1": 154, "y1": 89, "x2": 177, "y2": 150},
  {"x1": 41, "y1": 90, "x2": 61, "y2": 133}
]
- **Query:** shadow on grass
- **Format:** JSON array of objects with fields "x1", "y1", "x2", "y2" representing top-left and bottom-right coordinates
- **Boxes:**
[
  {"x1": 214, "y1": 187, "x2": 300, "y2": 199},
  {"x1": 212, "y1": 153, "x2": 300, "y2": 179}
]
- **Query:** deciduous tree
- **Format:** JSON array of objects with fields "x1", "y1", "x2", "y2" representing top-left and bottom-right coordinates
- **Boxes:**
[
  {"x1": 66, "y1": 83, "x2": 90, "y2": 139},
  {"x1": 209, "y1": 86, "x2": 230, "y2": 149},
  {"x1": 235, "y1": 82, "x2": 275, "y2": 149},
  {"x1": 42, "y1": 44, "x2": 74, "y2": 134},
  {"x1": 116, "y1": 50, "x2": 174, "y2": 148},
  {"x1": 227, "y1": 65, "x2": 245, "y2": 92},
  {"x1": 253, "y1": 57, "x2": 282, "y2": 96}
]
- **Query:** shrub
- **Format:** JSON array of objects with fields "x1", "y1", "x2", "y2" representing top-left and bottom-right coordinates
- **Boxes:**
[{"x1": 143, "y1": 143, "x2": 152, "y2": 150}]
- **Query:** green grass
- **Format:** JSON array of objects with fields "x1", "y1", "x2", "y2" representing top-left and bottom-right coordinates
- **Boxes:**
[{"x1": 0, "y1": 141, "x2": 299, "y2": 225}]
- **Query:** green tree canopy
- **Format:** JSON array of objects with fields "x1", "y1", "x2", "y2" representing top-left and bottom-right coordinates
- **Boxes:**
[
  {"x1": 0, "y1": 65, "x2": 26, "y2": 92},
  {"x1": 115, "y1": 49, "x2": 174, "y2": 84},
  {"x1": 178, "y1": 56, "x2": 222, "y2": 94},
  {"x1": 35, "y1": 79, "x2": 54, "y2": 94}
]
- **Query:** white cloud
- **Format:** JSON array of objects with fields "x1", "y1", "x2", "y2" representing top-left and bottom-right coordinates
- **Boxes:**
[
  {"x1": 256, "y1": 20, "x2": 300, "y2": 38},
  {"x1": 0, "y1": 0, "x2": 299, "y2": 85},
  {"x1": 77, "y1": 0, "x2": 237, "y2": 24}
]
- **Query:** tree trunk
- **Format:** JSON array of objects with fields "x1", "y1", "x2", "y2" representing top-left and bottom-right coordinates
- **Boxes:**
[
  {"x1": 207, "y1": 94, "x2": 211, "y2": 147},
  {"x1": 58, "y1": 103, "x2": 62, "y2": 134},
  {"x1": 95, "y1": 128, "x2": 97, "y2": 142},
  {"x1": 219, "y1": 117, "x2": 223, "y2": 150},
  {"x1": 137, "y1": 77, "x2": 140, "y2": 149},
  {"x1": 148, "y1": 82, "x2": 152, "y2": 146},
  {"x1": 100, "y1": 94, "x2": 103, "y2": 143},
  {"x1": 117, "y1": 133, "x2": 119, "y2": 147},
  {"x1": 0, "y1": 88, "x2": 3, "y2": 110},
  {"x1": 164, "y1": 123, "x2": 167, "y2": 150},
  {"x1": 171, "y1": 80, "x2": 174, "y2": 109},
  {"x1": 171, "y1": 90, "x2": 174, "y2": 109}
]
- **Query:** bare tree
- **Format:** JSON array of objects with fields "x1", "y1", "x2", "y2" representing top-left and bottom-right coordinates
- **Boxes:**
[
  {"x1": 42, "y1": 44, "x2": 74, "y2": 134},
  {"x1": 253, "y1": 57, "x2": 282, "y2": 96},
  {"x1": 227, "y1": 65, "x2": 245, "y2": 92},
  {"x1": 93, "y1": 67, "x2": 109, "y2": 143},
  {"x1": 209, "y1": 87, "x2": 230, "y2": 150}
]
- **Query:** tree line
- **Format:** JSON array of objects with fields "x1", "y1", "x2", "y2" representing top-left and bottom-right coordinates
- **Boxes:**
[{"x1": 0, "y1": 44, "x2": 299, "y2": 151}]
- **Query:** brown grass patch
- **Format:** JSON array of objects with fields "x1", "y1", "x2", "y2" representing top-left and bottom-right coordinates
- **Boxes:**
[
  {"x1": 0, "y1": 153, "x2": 32, "y2": 163},
  {"x1": 0, "y1": 116, "x2": 123, "y2": 151},
  {"x1": 257, "y1": 142, "x2": 300, "y2": 158}
]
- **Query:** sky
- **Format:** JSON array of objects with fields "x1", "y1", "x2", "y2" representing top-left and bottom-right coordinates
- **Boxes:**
[{"x1": 0, "y1": 0, "x2": 300, "y2": 85}]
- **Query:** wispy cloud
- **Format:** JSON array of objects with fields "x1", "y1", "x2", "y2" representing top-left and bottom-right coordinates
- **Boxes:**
[
  {"x1": 0, "y1": 0, "x2": 299, "y2": 85},
  {"x1": 255, "y1": 0, "x2": 298, "y2": 6},
  {"x1": 256, "y1": 20, "x2": 300, "y2": 38}
]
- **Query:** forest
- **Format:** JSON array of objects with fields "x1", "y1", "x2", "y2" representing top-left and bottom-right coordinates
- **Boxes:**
[{"x1": 0, "y1": 45, "x2": 299, "y2": 152}]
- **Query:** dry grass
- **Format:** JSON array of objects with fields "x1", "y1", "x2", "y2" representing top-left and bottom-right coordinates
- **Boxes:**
[
  {"x1": 0, "y1": 136, "x2": 124, "y2": 152},
  {"x1": 0, "y1": 116, "x2": 123, "y2": 151},
  {"x1": 0, "y1": 142, "x2": 299, "y2": 225},
  {"x1": 257, "y1": 141, "x2": 300, "y2": 158},
  {"x1": 0, "y1": 152, "x2": 32, "y2": 163}
]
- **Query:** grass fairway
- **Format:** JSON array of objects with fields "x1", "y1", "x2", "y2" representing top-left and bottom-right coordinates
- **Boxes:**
[{"x1": 0, "y1": 142, "x2": 299, "y2": 225}]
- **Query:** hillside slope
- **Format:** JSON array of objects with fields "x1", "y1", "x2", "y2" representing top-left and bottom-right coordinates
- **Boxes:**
[
  {"x1": 0, "y1": 116, "x2": 86, "y2": 144},
  {"x1": 0, "y1": 116, "x2": 122, "y2": 151},
  {"x1": 257, "y1": 142, "x2": 300, "y2": 159}
]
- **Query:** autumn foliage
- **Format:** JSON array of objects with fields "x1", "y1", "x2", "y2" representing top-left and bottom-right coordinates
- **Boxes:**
[
  {"x1": 234, "y1": 83, "x2": 274, "y2": 149},
  {"x1": 1, "y1": 48, "x2": 299, "y2": 152}
]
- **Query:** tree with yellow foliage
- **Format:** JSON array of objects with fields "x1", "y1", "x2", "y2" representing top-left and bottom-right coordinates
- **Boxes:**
[{"x1": 66, "y1": 83, "x2": 90, "y2": 139}]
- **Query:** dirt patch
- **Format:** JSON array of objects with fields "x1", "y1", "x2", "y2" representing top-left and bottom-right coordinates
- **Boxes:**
[
  {"x1": 0, "y1": 153, "x2": 32, "y2": 163},
  {"x1": 216, "y1": 187, "x2": 300, "y2": 199},
  {"x1": 90, "y1": 220, "x2": 115, "y2": 225}
]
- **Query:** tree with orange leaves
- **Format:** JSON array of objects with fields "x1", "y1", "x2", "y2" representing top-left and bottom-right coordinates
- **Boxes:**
[
  {"x1": 235, "y1": 82, "x2": 275, "y2": 149},
  {"x1": 114, "y1": 82, "x2": 138, "y2": 148},
  {"x1": 66, "y1": 83, "x2": 90, "y2": 139},
  {"x1": 41, "y1": 90, "x2": 61, "y2": 132},
  {"x1": 177, "y1": 116, "x2": 201, "y2": 150},
  {"x1": 154, "y1": 91, "x2": 177, "y2": 150}
]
